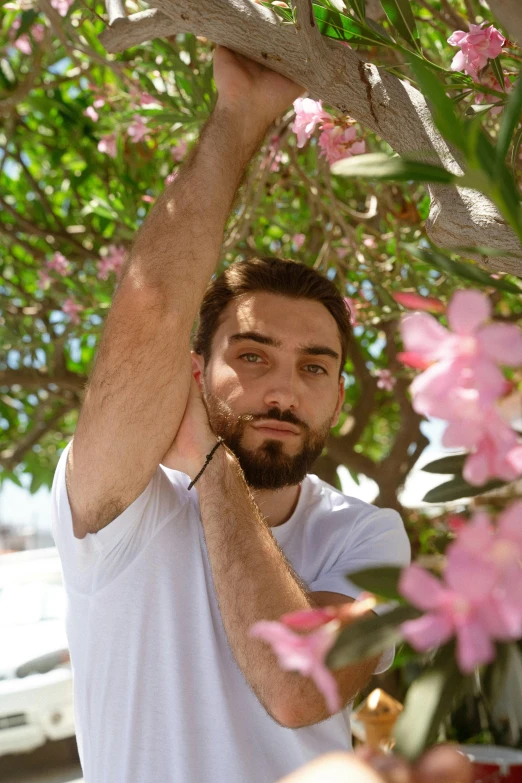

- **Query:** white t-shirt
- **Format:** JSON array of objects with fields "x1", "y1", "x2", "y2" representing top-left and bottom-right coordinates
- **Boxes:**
[{"x1": 51, "y1": 439, "x2": 410, "y2": 783}]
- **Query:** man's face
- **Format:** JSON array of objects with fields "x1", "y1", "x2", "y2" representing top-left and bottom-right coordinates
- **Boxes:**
[{"x1": 193, "y1": 292, "x2": 345, "y2": 490}]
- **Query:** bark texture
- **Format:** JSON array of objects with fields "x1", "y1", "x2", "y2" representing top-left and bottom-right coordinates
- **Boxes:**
[{"x1": 98, "y1": 0, "x2": 522, "y2": 275}]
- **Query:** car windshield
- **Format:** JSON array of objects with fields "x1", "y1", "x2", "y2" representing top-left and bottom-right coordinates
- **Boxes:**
[{"x1": 0, "y1": 577, "x2": 65, "y2": 626}]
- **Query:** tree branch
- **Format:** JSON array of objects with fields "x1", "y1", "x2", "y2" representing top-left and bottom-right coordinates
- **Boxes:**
[
  {"x1": 487, "y1": 0, "x2": 522, "y2": 46},
  {"x1": 98, "y1": 0, "x2": 522, "y2": 274},
  {"x1": 0, "y1": 368, "x2": 87, "y2": 393},
  {"x1": 0, "y1": 400, "x2": 77, "y2": 472}
]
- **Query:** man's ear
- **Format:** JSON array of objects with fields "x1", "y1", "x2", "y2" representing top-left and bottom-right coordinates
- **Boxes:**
[
  {"x1": 191, "y1": 351, "x2": 205, "y2": 391},
  {"x1": 330, "y1": 376, "x2": 345, "y2": 428}
]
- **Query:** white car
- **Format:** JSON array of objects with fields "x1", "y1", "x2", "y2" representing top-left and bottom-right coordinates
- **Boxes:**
[{"x1": 0, "y1": 547, "x2": 75, "y2": 757}]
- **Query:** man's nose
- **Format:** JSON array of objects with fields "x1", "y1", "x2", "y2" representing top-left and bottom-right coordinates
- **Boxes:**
[{"x1": 262, "y1": 367, "x2": 299, "y2": 411}]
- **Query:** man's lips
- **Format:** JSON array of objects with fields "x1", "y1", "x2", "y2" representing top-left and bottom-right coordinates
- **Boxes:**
[{"x1": 251, "y1": 421, "x2": 301, "y2": 436}]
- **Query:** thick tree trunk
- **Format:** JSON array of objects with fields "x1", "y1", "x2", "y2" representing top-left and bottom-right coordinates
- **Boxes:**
[{"x1": 99, "y1": 0, "x2": 522, "y2": 275}]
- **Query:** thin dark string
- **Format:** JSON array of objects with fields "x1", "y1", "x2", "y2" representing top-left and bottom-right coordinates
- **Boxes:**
[{"x1": 187, "y1": 437, "x2": 224, "y2": 490}]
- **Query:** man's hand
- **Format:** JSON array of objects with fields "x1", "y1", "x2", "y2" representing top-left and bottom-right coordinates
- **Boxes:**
[
  {"x1": 160, "y1": 373, "x2": 218, "y2": 481},
  {"x1": 213, "y1": 46, "x2": 304, "y2": 134}
]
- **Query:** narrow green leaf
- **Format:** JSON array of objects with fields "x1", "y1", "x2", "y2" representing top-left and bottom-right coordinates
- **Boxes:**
[
  {"x1": 405, "y1": 245, "x2": 522, "y2": 295},
  {"x1": 511, "y1": 126, "x2": 522, "y2": 168},
  {"x1": 326, "y1": 604, "x2": 422, "y2": 669},
  {"x1": 346, "y1": 0, "x2": 366, "y2": 20},
  {"x1": 420, "y1": 454, "x2": 467, "y2": 475},
  {"x1": 490, "y1": 56, "x2": 506, "y2": 93},
  {"x1": 312, "y1": 5, "x2": 388, "y2": 44},
  {"x1": 379, "y1": 0, "x2": 419, "y2": 48},
  {"x1": 347, "y1": 566, "x2": 404, "y2": 601},
  {"x1": 497, "y1": 74, "x2": 522, "y2": 163},
  {"x1": 422, "y1": 476, "x2": 507, "y2": 503},
  {"x1": 332, "y1": 153, "x2": 458, "y2": 184},
  {"x1": 394, "y1": 644, "x2": 472, "y2": 761}
]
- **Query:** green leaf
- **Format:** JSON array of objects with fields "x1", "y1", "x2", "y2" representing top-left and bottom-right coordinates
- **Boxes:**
[
  {"x1": 326, "y1": 604, "x2": 421, "y2": 669},
  {"x1": 511, "y1": 126, "x2": 522, "y2": 168},
  {"x1": 348, "y1": 566, "x2": 404, "y2": 601},
  {"x1": 497, "y1": 74, "x2": 522, "y2": 163},
  {"x1": 490, "y1": 56, "x2": 506, "y2": 94},
  {"x1": 394, "y1": 644, "x2": 472, "y2": 761},
  {"x1": 422, "y1": 476, "x2": 507, "y2": 503},
  {"x1": 405, "y1": 245, "x2": 522, "y2": 294},
  {"x1": 420, "y1": 453, "x2": 467, "y2": 474},
  {"x1": 379, "y1": 0, "x2": 419, "y2": 48},
  {"x1": 345, "y1": 0, "x2": 366, "y2": 20},
  {"x1": 331, "y1": 153, "x2": 459, "y2": 184},
  {"x1": 312, "y1": 4, "x2": 389, "y2": 44}
]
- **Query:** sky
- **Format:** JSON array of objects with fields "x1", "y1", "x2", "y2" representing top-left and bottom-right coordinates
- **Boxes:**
[{"x1": 0, "y1": 418, "x2": 450, "y2": 533}]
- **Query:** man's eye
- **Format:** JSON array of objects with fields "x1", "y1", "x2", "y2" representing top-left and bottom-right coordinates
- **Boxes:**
[
  {"x1": 306, "y1": 365, "x2": 326, "y2": 375},
  {"x1": 240, "y1": 353, "x2": 262, "y2": 363}
]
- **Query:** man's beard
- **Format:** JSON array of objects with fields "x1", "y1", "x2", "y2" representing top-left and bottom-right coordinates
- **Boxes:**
[{"x1": 202, "y1": 389, "x2": 334, "y2": 490}]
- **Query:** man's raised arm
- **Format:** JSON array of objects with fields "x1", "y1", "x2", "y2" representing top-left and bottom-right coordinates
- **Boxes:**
[{"x1": 67, "y1": 48, "x2": 302, "y2": 538}]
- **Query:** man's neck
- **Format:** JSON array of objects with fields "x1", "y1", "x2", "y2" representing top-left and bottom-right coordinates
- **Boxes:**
[{"x1": 252, "y1": 482, "x2": 302, "y2": 528}]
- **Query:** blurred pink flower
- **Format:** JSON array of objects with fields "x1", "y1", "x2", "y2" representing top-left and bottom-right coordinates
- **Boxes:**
[
  {"x1": 83, "y1": 106, "x2": 99, "y2": 122},
  {"x1": 448, "y1": 24, "x2": 505, "y2": 80},
  {"x1": 250, "y1": 620, "x2": 341, "y2": 713},
  {"x1": 170, "y1": 139, "x2": 188, "y2": 162},
  {"x1": 165, "y1": 169, "x2": 179, "y2": 186},
  {"x1": 249, "y1": 595, "x2": 376, "y2": 714},
  {"x1": 362, "y1": 236, "x2": 377, "y2": 249},
  {"x1": 318, "y1": 125, "x2": 365, "y2": 165},
  {"x1": 127, "y1": 115, "x2": 150, "y2": 143},
  {"x1": 10, "y1": 19, "x2": 45, "y2": 54},
  {"x1": 142, "y1": 195, "x2": 155, "y2": 204},
  {"x1": 46, "y1": 252, "x2": 71, "y2": 276},
  {"x1": 97, "y1": 132, "x2": 117, "y2": 158},
  {"x1": 400, "y1": 290, "x2": 522, "y2": 421},
  {"x1": 50, "y1": 0, "x2": 74, "y2": 15},
  {"x1": 393, "y1": 291, "x2": 445, "y2": 313},
  {"x1": 37, "y1": 269, "x2": 52, "y2": 290},
  {"x1": 375, "y1": 369, "x2": 396, "y2": 392},
  {"x1": 62, "y1": 298, "x2": 83, "y2": 325},
  {"x1": 138, "y1": 92, "x2": 158, "y2": 106},
  {"x1": 96, "y1": 245, "x2": 126, "y2": 281},
  {"x1": 475, "y1": 73, "x2": 512, "y2": 115},
  {"x1": 292, "y1": 233, "x2": 306, "y2": 250},
  {"x1": 292, "y1": 98, "x2": 329, "y2": 148}
]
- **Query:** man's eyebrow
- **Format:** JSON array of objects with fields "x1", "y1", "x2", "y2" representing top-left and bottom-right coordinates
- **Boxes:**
[{"x1": 228, "y1": 331, "x2": 339, "y2": 361}]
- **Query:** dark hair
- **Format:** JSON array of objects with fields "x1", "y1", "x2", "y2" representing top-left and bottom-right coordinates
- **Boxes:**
[{"x1": 193, "y1": 257, "x2": 351, "y2": 374}]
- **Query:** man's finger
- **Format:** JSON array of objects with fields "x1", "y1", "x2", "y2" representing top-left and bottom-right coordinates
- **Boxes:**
[{"x1": 414, "y1": 744, "x2": 473, "y2": 783}]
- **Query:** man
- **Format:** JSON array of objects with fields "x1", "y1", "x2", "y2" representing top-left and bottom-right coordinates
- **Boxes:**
[{"x1": 51, "y1": 47, "x2": 410, "y2": 782}]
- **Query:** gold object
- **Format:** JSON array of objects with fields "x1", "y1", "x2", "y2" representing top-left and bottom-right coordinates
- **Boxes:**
[{"x1": 352, "y1": 688, "x2": 403, "y2": 752}]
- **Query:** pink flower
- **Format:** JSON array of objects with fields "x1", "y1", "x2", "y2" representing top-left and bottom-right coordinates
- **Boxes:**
[
  {"x1": 165, "y1": 169, "x2": 179, "y2": 186},
  {"x1": 50, "y1": 0, "x2": 74, "y2": 15},
  {"x1": 97, "y1": 133, "x2": 117, "y2": 158},
  {"x1": 448, "y1": 24, "x2": 505, "y2": 80},
  {"x1": 292, "y1": 98, "x2": 329, "y2": 148},
  {"x1": 46, "y1": 252, "x2": 71, "y2": 276},
  {"x1": 400, "y1": 290, "x2": 522, "y2": 421},
  {"x1": 393, "y1": 291, "x2": 445, "y2": 313},
  {"x1": 127, "y1": 115, "x2": 150, "y2": 144},
  {"x1": 292, "y1": 233, "x2": 306, "y2": 251},
  {"x1": 10, "y1": 19, "x2": 45, "y2": 54},
  {"x1": 37, "y1": 269, "x2": 52, "y2": 290},
  {"x1": 475, "y1": 73, "x2": 512, "y2": 115},
  {"x1": 249, "y1": 595, "x2": 376, "y2": 714},
  {"x1": 142, "y1": 195, "x2": 155, "y2": 204},
  {"x1": 363, "y1": 236, "x2": 377, "y2": 249},
  {"x1": 62, "y1": 298, "x2": 83, "y2": 325},
  {"x1": 375, "y1": 369, "x2": 396, "y2": 392},
  {"x1": 83, "y1": 106, "x2": 99, "y2": 122},
  {"x1": 138, "y1": 92, "x2": 158, "y2": 106},
  {"x1": 96, "y1": 244, "x2": 126, "y2": 281},
  {"x1": 170, "y1": 139, "x2": 188, "y2": 162},
  {"x1": 318, "y1": 125, "x2": 365, "y2": 165},
  {"x1": 336, "y1": 237, "x2": 352, "y2": 261}
]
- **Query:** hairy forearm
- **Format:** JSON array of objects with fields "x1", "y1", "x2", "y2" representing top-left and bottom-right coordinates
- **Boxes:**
[
  {"x1": 196, "y1": 445, "x2": 374, "y2": 728},
  {"x1": 123, "y1": 105, "x2": 267, "y2": 314}
]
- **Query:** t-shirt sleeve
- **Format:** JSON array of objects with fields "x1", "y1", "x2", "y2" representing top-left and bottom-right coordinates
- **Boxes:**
[
  {"x1": 308, "y1": 507, "x2": 411, "y2": 674},
  {"x1": 51, "y1": 439, "x2": 187, "y2": 593}
]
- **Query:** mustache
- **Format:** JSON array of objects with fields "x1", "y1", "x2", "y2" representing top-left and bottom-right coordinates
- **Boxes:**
[{"x1": 239, "y1": 408, "x2": 309, "y2": 432}]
